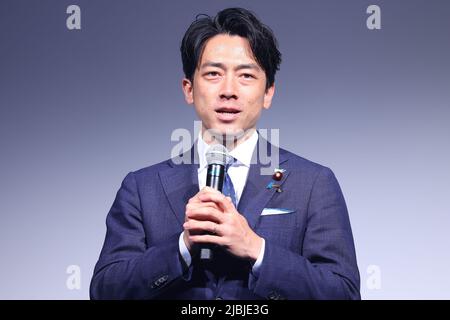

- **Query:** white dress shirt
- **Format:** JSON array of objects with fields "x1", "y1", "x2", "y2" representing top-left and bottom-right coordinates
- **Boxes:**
[{"x1": 178, "y1": 130, "x2": 265, "y2": 275}]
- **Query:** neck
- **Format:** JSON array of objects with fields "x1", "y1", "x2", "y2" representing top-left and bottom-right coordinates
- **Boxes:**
[{"x1": 201, "y1": 127, "x2": 256, "y2": 151}]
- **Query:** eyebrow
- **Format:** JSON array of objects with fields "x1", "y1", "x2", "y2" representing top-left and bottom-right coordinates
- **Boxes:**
[{"x1": 200, "y1": 61, "x2": 260, "y2": 71}]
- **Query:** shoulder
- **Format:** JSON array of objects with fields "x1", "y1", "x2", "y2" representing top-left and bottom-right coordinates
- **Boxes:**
[
  {"x1": 133, "y1": 158, "x2": 173, "y2": 177},
  {"x1": 278, "y1": 146, "x2": 337, "y2": 183},
  {"x1": 119, "y1": 158, "x2": 175, "y2": 188},
  {"x1": 279, "y1": 146, "x2": 327, "y2": 172}
]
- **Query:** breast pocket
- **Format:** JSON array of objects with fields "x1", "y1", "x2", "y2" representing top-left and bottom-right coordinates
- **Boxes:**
[{"x1": 256, "y1": 209, "x2": 298, "y2": 230}]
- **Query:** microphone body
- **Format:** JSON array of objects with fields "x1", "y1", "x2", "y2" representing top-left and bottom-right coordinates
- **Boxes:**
[
  {"x1": 206, "y1": 163, "x2": 225, "y2": 192},
  {"x1": 199, "y1": 144, "x2": 230, "y2": 261}
]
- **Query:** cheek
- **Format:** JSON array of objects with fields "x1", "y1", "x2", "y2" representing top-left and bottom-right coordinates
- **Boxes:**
[
  {"x1": 193, "y1": 91, "x2": 209, "y2": 112},
  {"x1": 193, "y1": 85, "x2": 216, "y2": 109},
  {"x1": 244, "y1": 95, "x2": 265, "y2": 115},
  {"x1": 242, "y1": 85, "x2": 266, "y2": 105}
]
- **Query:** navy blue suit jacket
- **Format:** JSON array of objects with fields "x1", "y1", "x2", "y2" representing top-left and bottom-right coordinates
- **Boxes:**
[{"x1": 90, "y1": 139, "x2": 360, "y2": 299}]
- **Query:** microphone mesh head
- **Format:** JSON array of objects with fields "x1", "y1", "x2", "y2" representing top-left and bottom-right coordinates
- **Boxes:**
[{"x1": 205, "y1": 144, "x2": 232, "y2": 166}]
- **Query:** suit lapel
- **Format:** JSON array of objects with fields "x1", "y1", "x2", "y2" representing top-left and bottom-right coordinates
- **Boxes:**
[
  {"x1": 238, "y1": 138, "x2": 291, "y2": 229},
  {"x1": 158, "y1": 137, "x2": 291, "y2": 229},
  {"x1": 159, "y1": 146, "x2": 199, "y2": 226}
]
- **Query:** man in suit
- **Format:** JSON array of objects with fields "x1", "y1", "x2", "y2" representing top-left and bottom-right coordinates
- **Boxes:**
[{"x1": 90, "y1": 7, "x2": 360, "y2": 300}]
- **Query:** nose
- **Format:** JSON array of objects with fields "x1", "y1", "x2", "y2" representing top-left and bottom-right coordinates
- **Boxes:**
[{"x1": 219, "y1": 75, "x2": 238, "y2": 100}]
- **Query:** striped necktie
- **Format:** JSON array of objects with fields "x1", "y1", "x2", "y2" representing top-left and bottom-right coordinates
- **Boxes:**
[{"x1": 222, "y1": 159, "x2": 237, "y2": 207}]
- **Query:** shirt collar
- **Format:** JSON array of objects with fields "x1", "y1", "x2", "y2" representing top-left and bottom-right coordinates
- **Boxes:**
[{"x1": 197, "y1": 130, "x2": 258, "y2": 170}]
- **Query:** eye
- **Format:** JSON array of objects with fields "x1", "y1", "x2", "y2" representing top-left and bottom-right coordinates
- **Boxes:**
[
  {"x1": 205, "y1": 71, "x2": 220, "y2": 77},
  {"x1": 241, "y1": 73, "x2": 255, "y2": 79}
]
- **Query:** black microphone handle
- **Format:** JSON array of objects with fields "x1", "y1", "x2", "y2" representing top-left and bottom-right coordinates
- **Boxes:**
[{"x1": 199, "y1": 163, "x2": 225, "y2": 261}]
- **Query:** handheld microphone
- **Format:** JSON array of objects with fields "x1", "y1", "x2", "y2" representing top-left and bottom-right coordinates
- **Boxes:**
[{"x1": 199, "y1": 144, "x2": 231, "y2": 261}]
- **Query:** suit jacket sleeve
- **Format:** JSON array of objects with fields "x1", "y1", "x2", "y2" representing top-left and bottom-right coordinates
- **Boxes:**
[
  {"x1": 249, "y1": 167, "x2": 361, "y2": 299},
  {"x1": 90, "y1": 172, "x2": 191, "y2": 299}
]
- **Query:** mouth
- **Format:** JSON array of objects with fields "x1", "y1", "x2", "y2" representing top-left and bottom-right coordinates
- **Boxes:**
[
  {"x1": 214, "y1": 107, "x2": 242, "y2": 122},
  {"x1": 215, "y1": 107, "x2": 242, "y2": 114}
]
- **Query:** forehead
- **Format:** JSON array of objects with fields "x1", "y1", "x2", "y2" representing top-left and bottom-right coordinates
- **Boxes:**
[{"x1": 200, "y1": 34, "x2": 257, "y2": 65}]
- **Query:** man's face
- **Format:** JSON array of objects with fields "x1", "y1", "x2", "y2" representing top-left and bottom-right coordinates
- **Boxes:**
[{"x1": 182, "y1": 34, "x2": 275, "y2": 141}]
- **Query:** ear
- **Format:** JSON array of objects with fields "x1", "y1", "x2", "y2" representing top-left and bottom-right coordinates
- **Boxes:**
[
  {"x1": 182, "y1": 78, "x2": 194, "y2": 105},
  {"x1": 263, "y1": 84, "x2": 275, "y2": 110}
]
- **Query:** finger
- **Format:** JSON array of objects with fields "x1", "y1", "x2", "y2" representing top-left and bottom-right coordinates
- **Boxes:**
[
  {"x1": 189, "y1": 234, "x2": 224, "y2": 246},
  {"x1": 186, "y1": 206, "x2": 224, "y2": 223},
  {"x1": 198, "y1": 187, "x2": 224, "y2": 200},
  {"x1": 183, "y1": 220, "x2": 219, "y2": 235},
  {"x1": 188, "y1": 196, "x2": 201, "y2": 204},
  {"x1": 200, "y1": 186, "x2": 222, "y2": 195},
  {"x1": 188, "y1": 187, "x2": 222, "y2": 204},
  {"x1": 198, "y1": 192, "x2": 235, "y2": 213},
  {"x1": 186, "y1": 201, "x2": 221, "y2": 212}
]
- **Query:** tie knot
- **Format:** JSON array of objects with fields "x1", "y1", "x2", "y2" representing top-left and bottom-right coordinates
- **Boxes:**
[{"x1": 225, "y1": 157, "x2": 236, "y2": 172}]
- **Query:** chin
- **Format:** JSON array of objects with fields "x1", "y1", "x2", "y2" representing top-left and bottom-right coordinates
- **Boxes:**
[{"x1": 204, "y1": 125, "x2": 246, "y2": 141}]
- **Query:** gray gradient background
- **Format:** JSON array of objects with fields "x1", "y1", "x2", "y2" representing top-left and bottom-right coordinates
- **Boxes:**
[{"x1": 1, "y1": 0, "x2": 449, "y2": 299}]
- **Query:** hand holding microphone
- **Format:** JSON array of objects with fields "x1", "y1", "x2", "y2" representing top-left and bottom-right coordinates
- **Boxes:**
[
  {"x1": 199, "y1": 144, "x2": 231, "y2": 261},
  {"x1": 183, "y1": 144, "x2": 263, "y2": 263}
]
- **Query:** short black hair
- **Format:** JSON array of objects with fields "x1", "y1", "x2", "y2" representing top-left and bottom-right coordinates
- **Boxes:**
[{"x1": 180, "y1": 7, "x2": 281, "y2": 90}]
